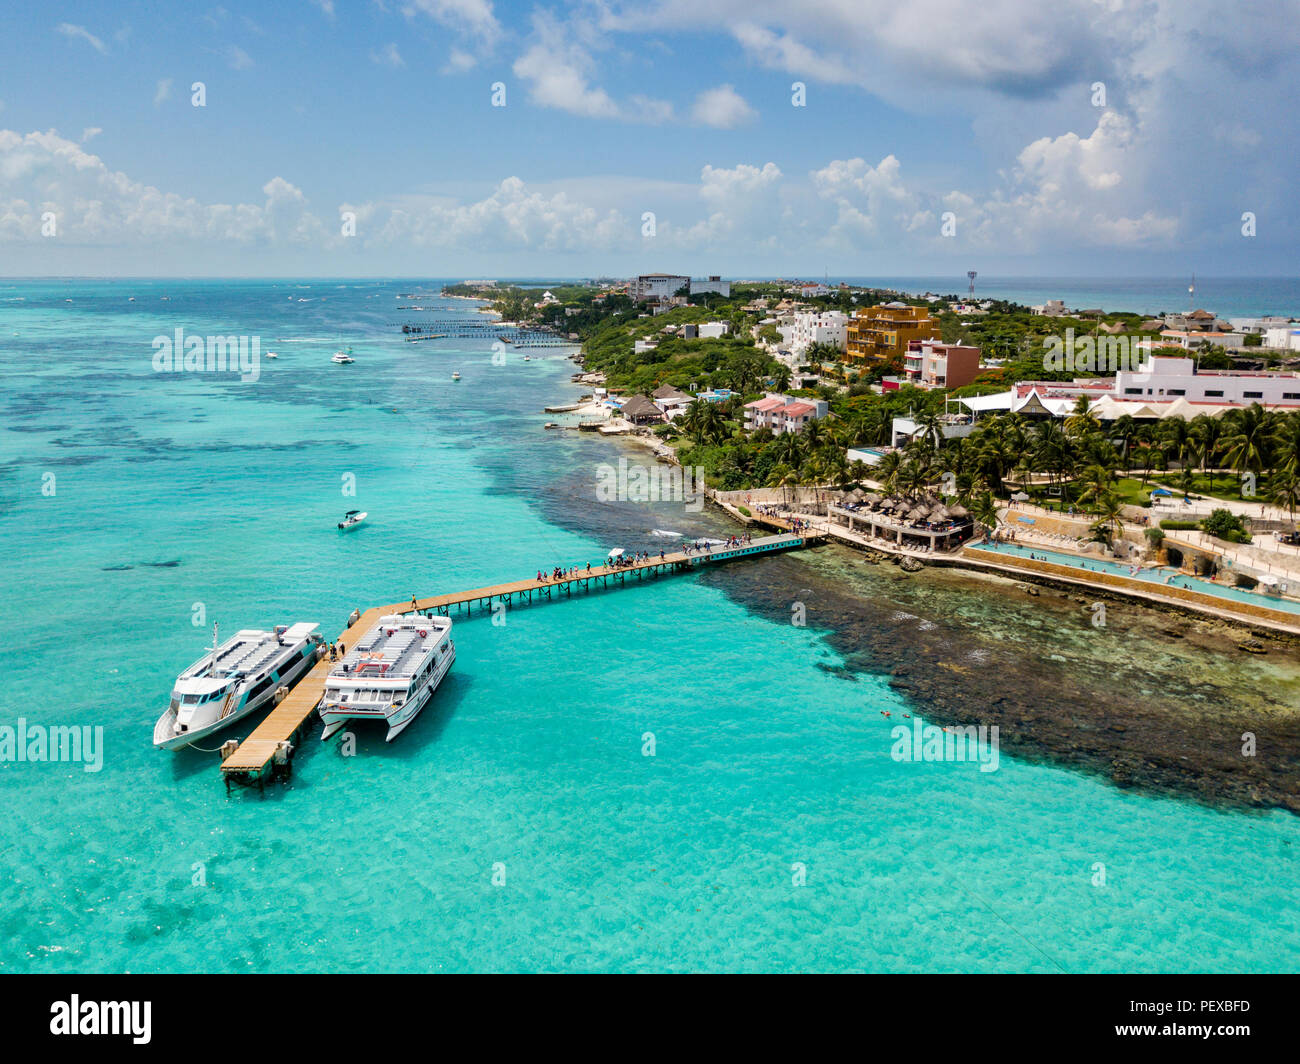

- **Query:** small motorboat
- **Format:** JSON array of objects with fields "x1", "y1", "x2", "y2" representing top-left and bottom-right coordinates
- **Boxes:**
[
  {"x1": 338, "y1": 510, "x2": 367, "y2": 531},
  {"x1": 332, "y1": 346, "x2": 355, "y2": 364},
  {"x1": 451, "y1": 371, "x2": 461, "y2": 381},
  {"x1": 265, "y1": 350, "x2": 279, "y2": 359}
]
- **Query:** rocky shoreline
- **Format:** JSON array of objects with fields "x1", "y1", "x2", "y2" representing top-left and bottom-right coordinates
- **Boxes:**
[{"x1": 701, "y1": 546, "x2": 1300, "y2": 815}]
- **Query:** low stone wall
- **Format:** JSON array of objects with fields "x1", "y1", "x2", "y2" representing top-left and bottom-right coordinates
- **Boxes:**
[{"x1": 712, "y1": 486, "x2": 836, "y2": 507}]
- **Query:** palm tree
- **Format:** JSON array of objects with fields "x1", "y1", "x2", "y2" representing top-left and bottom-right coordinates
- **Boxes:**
[
  {"x1": 697, "y1": 402, "x2": 727, "y2": 445},
  {"x1": 1064, "y1": 395, "x2": 1100, "y2": 440},
  {"x1": 914, "y1": 408, "x2": 945, "y2": 449},
  {"x1": 1161, "y1": 417, "x2": 1193, "y2": 474},
  {"x1": 1221, "y1": 402, "x2": 1272, "y2": 481},
  {"x1": 1033, "y1": 419, "x2": 1073, "y2": 500},
  {"x1": 1111, "y1": 414, "x2": 1138, "y2": 466},
  {"x1": 1271, "y1": 410, "x2": 1300, "y2": 477},
  {"x1": 1076, "y1": 462, "x2": 1119, "y2": 514},
  {"x1": 766, "y1": 464, "x2": 800, "y2": 509},
  {"x1": 971, "y1": 489, "x2": 1000, "y2": 537},
  {"x1": 1095, "y1": 494, "x2": 1124, "y2": 542},
  {"x1": 1269, "y1": 470, "x2": 1300, "y2": 536},
  {"x1": 680, "y1": 399, "x2": 706, "y2": 443},
  {"x1": 1134, "y1": 437, "x2": 1165, "y2": 485},
  {"x1": 897, "y1": 457, "x2": 928, "y2": 495},
  {"x1": 1189, "y1": 414, "x2": 1224, "y2": 490},
  {"x1": 773, "y1": 430, "x2": 805, "y2": 473}
]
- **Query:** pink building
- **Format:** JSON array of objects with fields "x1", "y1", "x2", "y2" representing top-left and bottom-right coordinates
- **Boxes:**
[
  {"x1": 743, "y1": 393, "x2": 829, "y2": 435},
  {"x1": 903, "y1": 340, "x2": 981, "y2": 389}
]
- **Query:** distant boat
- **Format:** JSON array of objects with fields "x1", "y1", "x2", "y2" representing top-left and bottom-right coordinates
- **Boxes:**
[
  {"x1": 338, "y1": 510, "x2": 367, "y2": 531},
  {"x1": 332, "y1": 346, "x2": 355, "y2": 364},
  {"x1": 523, "y1": 355, "x2": 532, "y2": 361},
  {"x1": 265, "y1": 351, "x2": 279, "y2": 359},
  {"x1": 451, "y1": 371, "x2": 461, "y2": 380}
]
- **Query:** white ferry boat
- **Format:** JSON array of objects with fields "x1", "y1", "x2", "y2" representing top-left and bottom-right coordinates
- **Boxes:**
[
  {"x1": 154, "y1": 623, "x2": 323, "y2": 750},
  {"x1": 319, "y1": 614, "x2": 455, "y2": 742}
]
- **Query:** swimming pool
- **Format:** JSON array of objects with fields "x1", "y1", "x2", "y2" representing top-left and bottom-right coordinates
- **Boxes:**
[{"x1": 972, "y1": 540, "x2": 1300, "y2": 615}]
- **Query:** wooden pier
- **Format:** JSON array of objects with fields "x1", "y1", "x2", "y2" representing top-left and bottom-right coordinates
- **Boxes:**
[{"x1": 219, "y1": 531, "x2": 820, "y2": 786}]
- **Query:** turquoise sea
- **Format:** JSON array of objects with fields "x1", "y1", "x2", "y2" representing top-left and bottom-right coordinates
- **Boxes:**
[
  {"x1": 843, "y1": 276, "x2": 1300, "y2": 319},
  {"x1": 2, "y1": 278, "x2": 1298, "y2": 973}
]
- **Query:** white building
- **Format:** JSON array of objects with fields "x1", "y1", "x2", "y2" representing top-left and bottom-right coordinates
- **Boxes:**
[
  {"x1": 1263, "y1": 326, "x2": 1300, "y2": 351},
  {"x1": 1231, "y1": 316, "x2": 1295, "y2": 335},
  {"x1": 1114, "y1": 356, "x2": 1300, "y2": 405},
  {"x1": 782, "y1": 310, "x2": 848, "y2": 358},
  {"x1": 1157, "y1": 330, "x2": 1244, "y2": 350},
  {"x1": 690, "y1": 276, "x2": 731, "y2": 297},
  {"x1": 629, "y1": 274, "x2": 690, "y2": 302},
  {"x1": 698, "y1": 321, "x2": 732, "y2": 339}
]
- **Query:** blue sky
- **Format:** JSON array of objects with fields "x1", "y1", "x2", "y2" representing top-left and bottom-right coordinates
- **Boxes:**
[{"x1": 2, "y1": 0, "x2": 1298, "y2": 277}]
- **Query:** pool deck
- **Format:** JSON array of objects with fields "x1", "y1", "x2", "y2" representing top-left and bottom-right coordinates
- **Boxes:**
[{"x1": 959, "y1": 544, "x2": 1300, "y2": 637}]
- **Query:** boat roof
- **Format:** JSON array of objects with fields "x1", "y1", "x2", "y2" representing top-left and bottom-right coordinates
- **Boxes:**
[
  {"x1": 180, "y1": 629, "x2": 281, "y2": 681},
  {"x1": 178, "y1": 622, "x2": 318, "y2": 685},
  {"x1": 328, "y1": 614, "x2": 452, "y2": 684}
]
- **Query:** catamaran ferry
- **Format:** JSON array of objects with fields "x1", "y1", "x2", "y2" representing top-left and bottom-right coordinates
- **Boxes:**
[
  {"x1": 153, "y1": 623, "x2": 323, "y2": 750},
  {"x1": 319, "y1": 614, "x2": 455, "y2": 742}
]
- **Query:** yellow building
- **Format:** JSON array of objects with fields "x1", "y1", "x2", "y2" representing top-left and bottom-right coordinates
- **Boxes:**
[{"x1": 845, "y1": 303, "x2": 939, "y2": 366}]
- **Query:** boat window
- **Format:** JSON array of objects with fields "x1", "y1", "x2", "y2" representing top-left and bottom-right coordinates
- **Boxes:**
[{"x1": 182, "y1": 694, "x2": 201, "y2": 704}]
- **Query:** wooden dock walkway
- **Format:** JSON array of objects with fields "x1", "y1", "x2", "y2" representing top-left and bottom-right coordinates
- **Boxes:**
[{"x1": 220, "y1": 531, "x2": 820, "y2": 784}]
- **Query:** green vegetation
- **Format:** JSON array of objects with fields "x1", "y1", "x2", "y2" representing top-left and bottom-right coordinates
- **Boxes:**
[
  {"x1": 1202, "y1": 508, "x2": 1251, "y2": 542},
  {"x1": 445, "y1": 282, "x2": 1299, "y2": 506}
]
